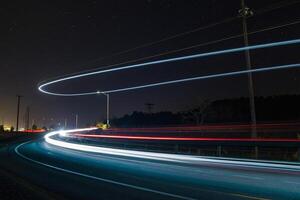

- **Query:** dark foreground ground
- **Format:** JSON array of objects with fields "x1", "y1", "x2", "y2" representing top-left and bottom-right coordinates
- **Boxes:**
[{"x1": 0, "y1": 134, "x2": 62, "y2": 200}]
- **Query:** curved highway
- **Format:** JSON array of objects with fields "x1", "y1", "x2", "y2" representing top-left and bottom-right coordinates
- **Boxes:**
[{"x1": 1, "y1": 133, "x2": 300, "y2": 200}]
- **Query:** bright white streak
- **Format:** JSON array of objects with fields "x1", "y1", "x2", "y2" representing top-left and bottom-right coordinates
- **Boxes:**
[
  {"x1": 38, "y1": 39, "x2": 300, "y2": 96},
  {"x1": 44, "y1": 129, "x2": 300, "y2": 171},
  {"x1": 46, "y1": 127, "x2": 98, "y2": 138}
]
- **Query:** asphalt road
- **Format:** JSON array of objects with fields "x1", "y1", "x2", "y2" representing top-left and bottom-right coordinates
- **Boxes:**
[{"x1": 1, "y1": 135, "x2": 300, "y2": 200}]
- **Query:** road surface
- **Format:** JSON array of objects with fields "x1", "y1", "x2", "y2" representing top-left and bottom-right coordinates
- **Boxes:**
[{"x1": 1, "y1": 134, "x2": 300, "y2": 200}]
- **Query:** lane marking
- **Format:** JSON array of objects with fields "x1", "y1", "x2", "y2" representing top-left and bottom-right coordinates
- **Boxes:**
[
  {"x1": 232, "y1": 194, "x2": 270, "y2": 200},
  {"x1": 15, "y1": 142, "x2": 196, "y2": 200},
  {"x1": 233, "y1": 175, "x2": 264, "y2": 180},
  {"x1": 14, "y1": 141, "x2": 269, "y2": 200},
  {"x1": 284, "y1": 181, "x2": 300, "y2": 185}
]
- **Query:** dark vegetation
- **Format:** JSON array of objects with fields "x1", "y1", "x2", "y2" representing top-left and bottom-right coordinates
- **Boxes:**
[
  {"x1": 111, "y1": 95, "x2": 300, "y2": 127},
  {"x1": 106, "y1": 94, "x2": 300, "y2": 161}
]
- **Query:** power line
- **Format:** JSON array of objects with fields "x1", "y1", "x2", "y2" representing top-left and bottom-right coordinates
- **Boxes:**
[
  {"x1": 254, "y1": 0, "x2": 300, "y2": 15},
  {"x1": 72, "y1": 0, "x2": 300, "y2": 68},
  {"x1": 40, "y1": 17, "x2": 238, "y2": 84},
  {"x1": 16, "y1": 95, "x2": 23, "y2": 131},
  {"x1": 42, "y1": 18, "x2": 300, "y2": 84},
  {"x1": 90, "y1": 17, "x2": 237, "y2": 60},
  {"x1": 39, "y1": 0, "x2": 300, "y2": 86},
  {"x1": 104, "y1": 19, "x2": 300, "y2": 65}
]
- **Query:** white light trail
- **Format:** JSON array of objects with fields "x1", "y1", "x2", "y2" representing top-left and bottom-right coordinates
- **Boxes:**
[
  {"x1": 46, "y1": 127, "x2": 98, "y2": 139},
  {"x1": 44, "y1": 129, "x2": 300, "y2": 171},
  {"x1": 38, "y1": 39, "x2": 300, "y2": 96},
  {"x1": 15, "y1": 141, "x2": 197, "y2": 200}
]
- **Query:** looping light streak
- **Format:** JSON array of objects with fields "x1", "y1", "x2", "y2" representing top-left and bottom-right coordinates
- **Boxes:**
[{"x1": 38, "y1": 39, "x2": 300, "y2": 96}]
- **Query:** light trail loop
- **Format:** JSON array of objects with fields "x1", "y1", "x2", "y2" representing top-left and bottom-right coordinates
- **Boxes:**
[{"x1": 38, "y1": 39, "x2": 300, "y2": 96}]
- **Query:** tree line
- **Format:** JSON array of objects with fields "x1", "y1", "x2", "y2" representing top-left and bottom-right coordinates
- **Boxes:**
[{"x1": 111, "y1": 95, "x2": 300, "y2": 127}]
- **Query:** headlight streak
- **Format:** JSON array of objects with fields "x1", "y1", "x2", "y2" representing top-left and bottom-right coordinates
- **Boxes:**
[
  {"x1": 46, "y1": 127, "x2": 98, "y2": 139},
  {"x1": 38, "y1": 39, "x2": 300, "y2": 96},
  {"x1": 14, "y1": 139, "x2": 274, "y2": 200},
  {"x1": 44, "y1": 128, "x2": 300, "y2": 172},
  {"x1": 45, "y1": 129, "x2": 186, "y2": 163}
]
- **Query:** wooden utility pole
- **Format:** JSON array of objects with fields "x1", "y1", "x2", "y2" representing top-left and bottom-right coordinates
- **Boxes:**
[{"x1": 16, "y1": 95, "x2": 23, "y2": 131}]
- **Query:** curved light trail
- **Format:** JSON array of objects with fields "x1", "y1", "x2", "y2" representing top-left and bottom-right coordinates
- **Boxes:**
[
  {"x1": 43, "y1": 128, "x2": 300, "y2": 171},
  {"x1": 14, "y1": 141, "x2": 197, "y2": 200},
  {"x1": 38, "y1": 39, "x2": 300, "y2": 96}
]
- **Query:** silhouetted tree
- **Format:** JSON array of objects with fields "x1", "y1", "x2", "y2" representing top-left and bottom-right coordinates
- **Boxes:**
[
  {"x1": 183, "y1": 99, "x2": 211, "y2": 124},
  {"x1": 32, "y1": 124, "x2": 37, "y2": 130}
]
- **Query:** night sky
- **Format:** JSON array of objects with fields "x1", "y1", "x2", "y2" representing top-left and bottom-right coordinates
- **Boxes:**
[{"x1": 1, "y1": 0, "x2": 300, "y2": 128}]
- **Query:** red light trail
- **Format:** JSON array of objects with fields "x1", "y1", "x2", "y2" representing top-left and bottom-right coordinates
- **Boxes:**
[{"x1": 72, "y1": 133, "x2": 300, "y2": 142}]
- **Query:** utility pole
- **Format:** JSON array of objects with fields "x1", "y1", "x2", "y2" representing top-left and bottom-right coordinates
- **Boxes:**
[
  {"x1": 16, "y1": 95, "x2": 23, "y2": 131},
  {"x1": 239, "y1": 0, "x2": 257, "y2": 138},
  {"x1": 25, "y1": 106, "x2": 30, "y2": 130},
  {"x1": 75, "y1": 114, "x2": 78, "y2": 128},
  {"x1": 239, "y1": 0, "x2": 258, "y2": 159}
]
